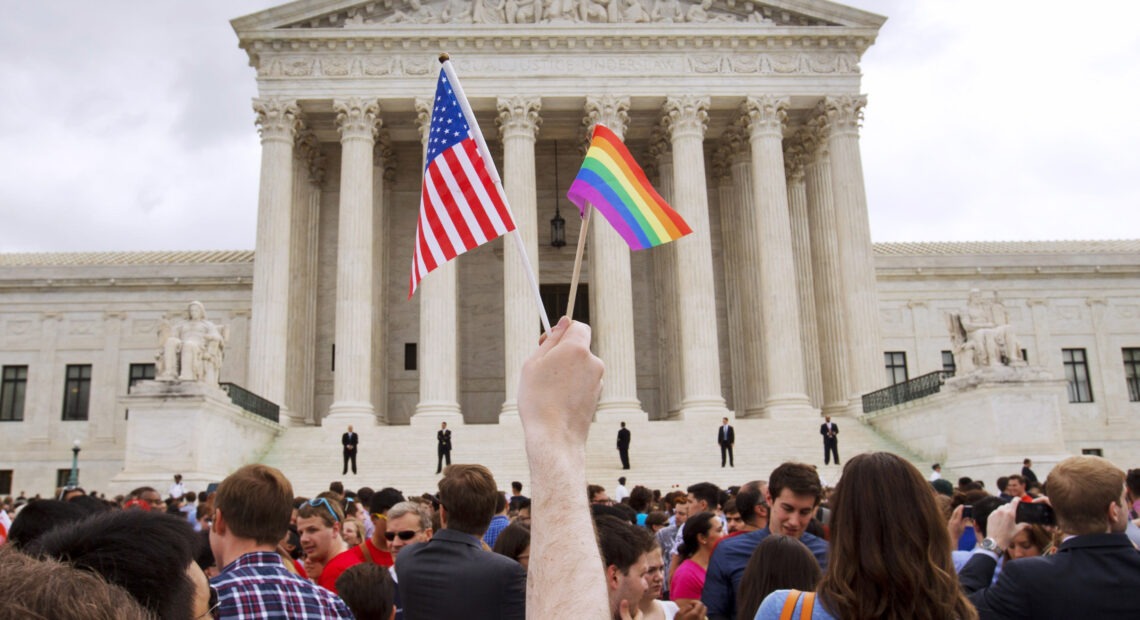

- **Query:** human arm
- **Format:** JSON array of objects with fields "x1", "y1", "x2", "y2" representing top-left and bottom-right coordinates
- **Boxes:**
[
  {"x1": 517, "y1": 317, "x2": 608, "y2": 619},
  {"x1": 701, "y1": 546, "x2": 734, "y2": 620}
]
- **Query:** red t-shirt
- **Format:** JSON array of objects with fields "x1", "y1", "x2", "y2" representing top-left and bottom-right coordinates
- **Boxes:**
[
  {"x1": 316, "y1": 549, "x2": 362, "y2": 594},
  {"x1": 348, "y1": 538, "x2": 394, "y2": 567}
]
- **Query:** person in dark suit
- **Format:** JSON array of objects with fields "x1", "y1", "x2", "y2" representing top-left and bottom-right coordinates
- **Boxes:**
[
  {"x1": 1021, "y1": 458, "x2": 1039, "y2": 488},
  {"x1": 718, "y1": 417, "x2": 735, "y2": 468},
  {"x1": 960, "y1": 455, "x2": 1140, "y2": 619},
  {"x1": 396, "y1": 464, "x2": 526, "y2": 619},
  {"x1": 616, "y1": 422, "x2": 631, "y2": 470},
  {"x1": 436, "y1": 422, "x2": 452, "y2": 474},
  {"x1": 342, "y1": 425, "x2": 358, "y2": 475},
  {"x1": 820, "y1": 416, "x2": 839, "y2": 465}
]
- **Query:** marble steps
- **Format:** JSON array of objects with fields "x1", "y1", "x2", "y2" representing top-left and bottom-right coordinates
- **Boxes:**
[{"x1": 260, "y1": 415, "x2": 925, "y2": 499}]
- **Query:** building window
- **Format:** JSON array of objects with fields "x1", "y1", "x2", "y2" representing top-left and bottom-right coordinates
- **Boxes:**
[
  {"x1": 1081, "y1": 448, "x2": 1103, "y2": 457},
  {"x1": 0, "y1": 470, "x2": 11, "y2": 495},
  {"x1": 884, "y1": 352, "x2": 908, "y2": 386},
  {"x1": 941, "y1": 351, "x2": 956, "y2": 375},
  {"x1": 1, "y1": 365, "x2": 28, "y2": 422},
  {"x1": 405, "y1": 343, "x2": 418, "y2": 371},
  {"x1": 1062, "y1": 348, "x2": 1093, "y2": 403},
  {"x1": 62, "y1": 364, "x2": 92, "y2": 421},
  {"x1": 128, "y1": 363, "x2": 156, "y2": 392},
  {"x1": 540, "y1": 284, "x2": 589, "y2": 326},
  {"x1": 56, "y1": 469, "x2": 73, "y2": 488},
  {"x1": 1124, "y1": 348, "x2": 1140, "y2": 402}
]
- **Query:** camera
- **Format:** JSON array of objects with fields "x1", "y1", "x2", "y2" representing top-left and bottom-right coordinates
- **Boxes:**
[{"x1": 1015, "y1": 501, "x2": 1056, "y2": 526}]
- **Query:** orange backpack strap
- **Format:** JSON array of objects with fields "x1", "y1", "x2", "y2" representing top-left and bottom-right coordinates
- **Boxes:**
[
  {"x1": 799, "y1": 592, "x2": 816, "y2": 619},
  {"x1": 357, "y1": 541, "x2": 374, "y2": 564},
  {"x1": 779, "y1": 590, "x2": 803, "y2": 620}
]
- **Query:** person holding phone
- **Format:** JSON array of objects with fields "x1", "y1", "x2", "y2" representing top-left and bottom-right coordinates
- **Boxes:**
[{"x1": 960, "y1": 455, "x2": 1140, "y2": 619}]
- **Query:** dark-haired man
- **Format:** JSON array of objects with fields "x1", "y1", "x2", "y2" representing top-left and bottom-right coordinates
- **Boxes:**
[
  {"x1": 342, "y1": 425, "x2": 359, "y2": 475},
  {"x1": 717, "y1": 417, "x2": 734, "y2": 467},
  {"x1": 397, "y1": 464, "x2": 526, "y2": 619},
  {"x1": 701, "y1": 462, "x2": 829, "y2": 620},
  {"x1": 595, "y1": 515, "x2": 657, "y2": 619},
  {"x1": 961, "y1": 455, "x2": 1140, "y2": 619},
  {"x1": 209, "y1": 464, "x2": 352, "y2": 618},
  {"x1": 617, "y1": 421, "x2": 631, "y2": 470}
]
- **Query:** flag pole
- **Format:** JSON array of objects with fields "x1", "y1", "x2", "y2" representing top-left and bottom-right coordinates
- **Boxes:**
[
  {"x1": 566, "y1": 206, "x2": 591, "y2": 320},
  {"x1": 439, "y1": 54, "x2": 553, "y2": 334}
]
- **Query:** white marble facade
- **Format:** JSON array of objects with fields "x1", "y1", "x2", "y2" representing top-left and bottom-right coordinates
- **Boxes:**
[{"x1": 3, "y1": 1, "x2": 1140, "y2": 494}]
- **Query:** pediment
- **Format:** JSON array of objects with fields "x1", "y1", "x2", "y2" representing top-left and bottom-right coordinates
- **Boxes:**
[{"x1": 233, "y1": 0, "x2": 886, "y2": 32}]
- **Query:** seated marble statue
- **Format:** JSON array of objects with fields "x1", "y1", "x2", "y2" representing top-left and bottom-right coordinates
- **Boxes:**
[
  {"x1": 156, "y1": 301, "x2": 228, "y2": 384},
  {"x1": 948, "y1": 289, "x2": 1023, "y2": 372}
]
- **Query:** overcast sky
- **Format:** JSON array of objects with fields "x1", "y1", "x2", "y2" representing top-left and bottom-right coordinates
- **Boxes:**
[{"x1": 1, "y1": 1, "x2": 1137, "y2": 253}]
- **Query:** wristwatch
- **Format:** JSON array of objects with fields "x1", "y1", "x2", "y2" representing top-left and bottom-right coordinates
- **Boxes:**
[{"x1": 980, "y1": 537, "x2": 1004, "y2": 555}]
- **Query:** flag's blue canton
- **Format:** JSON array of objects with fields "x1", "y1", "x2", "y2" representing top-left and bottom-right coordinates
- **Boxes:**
[{"x1": 425, "y1": 73, "x2": 471, "y2": 167}]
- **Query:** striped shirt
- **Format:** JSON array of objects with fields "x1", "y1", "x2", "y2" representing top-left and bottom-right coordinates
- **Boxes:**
[{"x1": 210, "y1": 551, "x2": 353, "y2": 619}]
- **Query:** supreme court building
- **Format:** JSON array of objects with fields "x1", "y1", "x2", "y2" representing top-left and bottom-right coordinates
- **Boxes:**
[{"x1": 2, "y1": 0, "x2": 1139, "y2": 495}]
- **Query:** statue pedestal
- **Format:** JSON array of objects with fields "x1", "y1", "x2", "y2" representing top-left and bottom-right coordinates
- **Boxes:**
[
  {"x1": 865, "y1": 367, "x2": 1072, "y2": 485},
  {"x1": 110, "y1": 381, "x2": 283, "y2": 494}
]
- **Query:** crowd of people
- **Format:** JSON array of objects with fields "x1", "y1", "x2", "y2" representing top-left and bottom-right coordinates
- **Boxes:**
[{"x1": 2, "y1": 317, "x2": 1140, "y2": 619}]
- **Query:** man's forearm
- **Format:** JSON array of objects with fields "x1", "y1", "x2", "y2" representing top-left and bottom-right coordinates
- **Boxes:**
[{"x1": 526, "y1": 444, "x2": 608, "y2": 618}]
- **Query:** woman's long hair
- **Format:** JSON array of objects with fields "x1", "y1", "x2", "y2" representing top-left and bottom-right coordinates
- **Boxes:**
[
  {"x1": 817, "y1": 452, "x2": 978, "y2": 620},
  {"x1": 736, "y1": 535, "x2": 821, "y2": 620},
  {"x1": 675, "y1": 511, "x2": 717, "y2": 561}
]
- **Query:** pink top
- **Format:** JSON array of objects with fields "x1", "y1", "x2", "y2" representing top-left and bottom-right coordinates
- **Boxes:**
[{"x1": 669, "y1": 559, "x2": 707, "y2": 600}]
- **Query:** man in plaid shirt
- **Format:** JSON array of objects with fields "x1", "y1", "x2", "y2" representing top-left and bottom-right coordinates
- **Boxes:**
[{"x1": 209, "y1": 464, "x2": 352, "y2": 619}]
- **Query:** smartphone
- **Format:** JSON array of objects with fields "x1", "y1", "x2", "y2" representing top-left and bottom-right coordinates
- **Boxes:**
[
  {"x1": 1015, "y1": 501, "x2": 1056, "y2": 526},
  {"x1": 962, "y1": 505, "x2": 973, "y2": 520}
]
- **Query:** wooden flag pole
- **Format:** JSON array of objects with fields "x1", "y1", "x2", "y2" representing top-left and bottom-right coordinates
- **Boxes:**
[{"x1": 566, "y1": 206, "x2": 592, "y2": 320}]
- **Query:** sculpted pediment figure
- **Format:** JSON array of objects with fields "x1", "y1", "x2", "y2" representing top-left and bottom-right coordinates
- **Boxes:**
[
  {"x1": 232, "y1": 0, "x2": 885, "y2": 30},
  {"x1": 156, "y1": 301, "x2": 229, "y2": 386},
  {"x1": 947, "y1": 289, "x2": 1025, "y2": 374}
]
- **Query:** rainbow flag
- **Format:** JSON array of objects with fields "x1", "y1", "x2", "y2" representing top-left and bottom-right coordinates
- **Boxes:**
[{"x1": 566, "y1": 125, "x2": 692, "y2": 250}]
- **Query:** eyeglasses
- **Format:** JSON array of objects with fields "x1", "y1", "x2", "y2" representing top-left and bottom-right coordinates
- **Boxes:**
[
  {"x1": 307, "y1": 497, "x2": 340, "y2": 523},
  {"x1": 384, "y1": 529, "x2": 421, "y2": 541},
  {"x1": 371, "y1": 512, "x2": 387, "y2": 521}
]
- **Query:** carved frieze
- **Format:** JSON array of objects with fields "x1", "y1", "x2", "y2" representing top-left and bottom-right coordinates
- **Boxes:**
[{"x1": 281, "y1": 0, "x2": 827, "y2": 28}]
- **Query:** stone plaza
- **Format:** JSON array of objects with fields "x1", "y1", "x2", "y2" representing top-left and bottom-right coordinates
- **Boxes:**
[{"x1": 1, "y1": 0, "x2": 1138, "y2": 497}]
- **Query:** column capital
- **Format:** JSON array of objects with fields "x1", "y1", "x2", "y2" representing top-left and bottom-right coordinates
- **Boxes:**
[
  {"x1": 643, "y1": 124, "x2": 672, "y2": 177},
  {"x1": 414, "y1": 96, "x2": 433, "y2": 147},
  {"x1": 662, "y1": 95, "x2": 710, "y2": 140},
  {"x1": 800, "y1": 114, "x2": 830, "y2": 163},
  {"x1": 334, "y1": 97, "x2": 381, "y2": 143},
  {"x1": 711, "y1": 141, "x2": 734, "y2": 182},
  {"x1": 583, "y1": 95, "x2": 631, "y2": 137},
  {"x1": 784, "y1": 142, "x2": 808, "y2": 183},
  {"x1": 253, "y1": 97, "x2": 301, "y2": 144},
  {"x1": 742, "y1": 95, "x2": 788, "y2": 139},
  {"x1": 823, "y1": 94, "x2": 867, "y2": 136},
  {"x1": 295, "y1": 130, "x2": 327, "y2": 187},
  {"x1": 495, "y1": 96, "x2": 542, "y2": 141}
]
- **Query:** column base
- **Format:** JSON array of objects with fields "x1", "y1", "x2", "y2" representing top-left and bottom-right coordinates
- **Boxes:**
[
  {"x1": 499, "y1": 399, "x2": 520, "y2": 424},
  {"x1": 820, "y1": 400, "x2": 850, "y2": 418},
  {"x1": 278, "y1": 405, "x2": 310, "y2": 428},
  {"x1": 678, "y1": 396, "x2": 729, "y2": 422},
  {"x1": 595, "y1": 398, "x2": 649, "y2": 424},
  {"x1": 411, "y1": 400, "x2": 463, "y2": 428},
  {"x1": 763, "y1": 393, "x2": 817, "y2": 419},
  {"x1": 325, "y1": 401, "x2": 378, "y2": 429}
]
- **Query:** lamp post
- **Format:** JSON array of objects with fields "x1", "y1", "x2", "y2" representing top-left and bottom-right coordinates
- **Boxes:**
[
  {"x1": 549, "y1": 141, "x2": 566, "y2": 248},
  {"x1": 66, "y1": 439, "x2": 81, "y2": 488}
]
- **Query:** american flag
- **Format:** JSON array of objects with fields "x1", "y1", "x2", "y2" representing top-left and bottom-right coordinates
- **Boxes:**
[{"x1": 409, "y1": 70, "x2": 515, "y2": 297}]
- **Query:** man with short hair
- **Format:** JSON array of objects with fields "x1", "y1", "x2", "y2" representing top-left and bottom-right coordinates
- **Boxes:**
[
  {"x1": 208, "y1": 464, "x2": 352, "y2": 618},
  {"x1": 483, "y1": 492, "x2": 510, "y2": 547},
  {"x1": 346, "y1": 488, "x2": 403, "y2": 568},
  {"x1": 515, "y1": 498, "x2": 531, "y2": 527},
  {"x1": 1002, "y1": 474, "x2": 1032, "y2": 502},
  {"x1": 701, "y1": 463, "x2": 829, "y2": 620},
  {"x1": 930, "y1": 463, "x2": 942, "y2": 482},
  {"x1": 615, "y1": 476, "x2": 630, "y2": 504},
  {"x1": 168, "y1": 474, "x2": 186, "y2": 500},
  {"x1": 1021, "y1": 458, "x2": 1039, "y2": 487},
  {"x1": 397, "y1": 464, "x2": 526, "y2": 619},
  {"x1": 732, "y1": 480, "x2": 768, "y2": 534},
  {"x1": 588, "y1": 484, "x2": 613, "y2": 505},
  {"x1": 960, "y1": 455, "x2": 1140, "y2": 618},
  {"x1": 297, "y1": 495, "x2": 358, "y2": 593},
  {"x1": 508, "y1": 481, "x2": 527, "y2": 513},
  {"x1": 436, "y1": 421, "x2": 452, "y2": 474},
  {"x1": 1127, "y1": 468, "x2": 1140, "y2": 519},
  {"x1": 819, "y1": 416, "x2": 839, "y2": 465},
  {"x1": 385, "y1": 501, "x2": 434, "y2": 620},
  {"x1": 617, "y1": 421, "x2": 631, "y2": 470},
  {"x1": 596, "y1": 515, "x2": 657, "y2": 619}
]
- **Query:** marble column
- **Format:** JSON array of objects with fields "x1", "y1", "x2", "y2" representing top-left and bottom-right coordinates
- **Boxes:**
[
  {"x1": 286, "y1": 131, "x2": 323, "y2": 426},
  {"x1": 743, "y1": 96, "x2": 811, "y2": 416},
  {"x1": 585, "y1": 95, "x2": 646, "y2": 421},
  {"x1": 823, "y1": 95, "x2": 884, "y2": 407},
  {"x1": 785, "y1": 144, "x2": 824, "y2": 409},
  {"x1": 649, "y1": 133, "x2": 683, "y2": 419},
  {"x1": 248, "y1": 98, "x2": 300, "y2": 416},
  {"x1": 663, "y1": 96, "x2": 727, "y2": 419},
  {"x1": 412, "y1": 97, "x2": 462, "y2": 426},
  {"x1": 327, "y1": 98, "x2": 380, "y2": 424},
  {"x1": 801, "y1": 122, "x2": 850, "y2": 416},
  {"x1": 497, "y1": 96, "x2": 542, "y2": 422},
  {"x1": 371, "y1": 135, "x2": 392, "y2": 424},
  {"x1": 726, "y1": 128, "x2": 766, "y2": 416},
  {"x1": 713, "y1": 141, "x2": 750, "y2": 415}
]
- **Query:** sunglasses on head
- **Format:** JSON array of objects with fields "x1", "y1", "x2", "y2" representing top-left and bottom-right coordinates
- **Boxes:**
[
  {"x1": 384, "y1": 529, "x2": 420, "y2": 541},
  {"x1": 307, "y1": 497, "x2": 340, "y2": 523}
]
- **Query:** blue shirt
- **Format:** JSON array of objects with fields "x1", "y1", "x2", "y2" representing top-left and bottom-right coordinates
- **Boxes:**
[
  {"x1": 702, "y1": 528, "x2": 829, "y2": 620},
  {"x1": 755, "y1": 590, "x2": 837, "y2": 620},
  {"x1": 483, "y1": 514, "x2": 510, "y2": 547},
  {"x1": 210, "y1": 551, "x2": 353, "y2": 619}
]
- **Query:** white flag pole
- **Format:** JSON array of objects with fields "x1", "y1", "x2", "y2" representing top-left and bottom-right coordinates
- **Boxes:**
[{"x1": 439, "y1": 54, "x2": 552, "y2": 334}]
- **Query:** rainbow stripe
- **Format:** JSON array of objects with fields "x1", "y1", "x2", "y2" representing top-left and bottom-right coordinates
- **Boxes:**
[{"x1": 566, "y1": 125, "x2": 692, "y2": 250}]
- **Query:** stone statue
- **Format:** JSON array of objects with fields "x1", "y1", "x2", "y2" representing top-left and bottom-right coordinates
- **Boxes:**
[
  {"x1": 948, "y1": 289, "x2": 1024, "y2": 372},
  {"x1": 620, "y1": 0, "x2": 650, "y2": 22},
  {"x1": 156, "y1": 301, "x2": 229, "y2": 385},
  {"x1": 506, "y1": 0, "x2": 540, "y2": 23}
]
